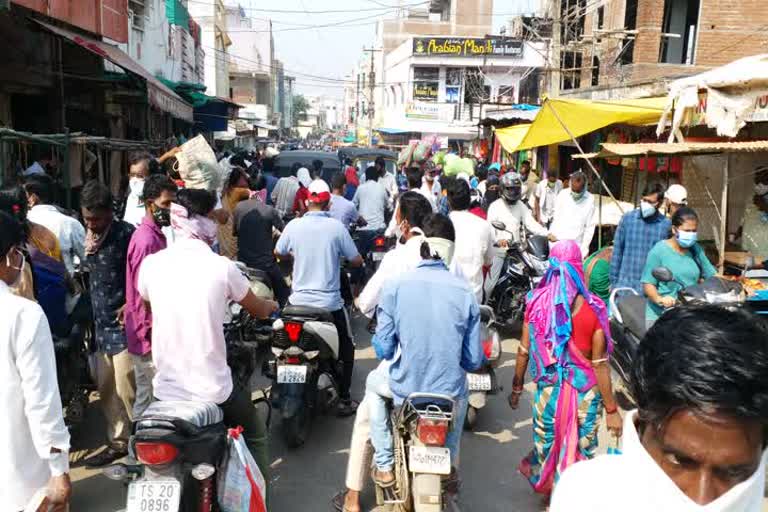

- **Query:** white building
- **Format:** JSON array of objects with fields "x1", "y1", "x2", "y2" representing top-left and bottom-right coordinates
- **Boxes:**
[
  {"x1": 125, "y1": 0, "x2": 204, "y2": 85},
  {"x1": 188, "y1": 0, "x2": 231, "y2": 97},
  {"x1": 226, "y1": 4, "x2": 273, "y2": 124},
  {"x1": 378, "y1": 36, "x2": 546, "y2": 140}
]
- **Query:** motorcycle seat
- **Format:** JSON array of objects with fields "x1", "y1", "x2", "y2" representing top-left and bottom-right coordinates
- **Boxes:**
[
  {"x1": 136, "y1": 401, "x2": 223, "y2": 429},
  {"x1": 617, "y1": 295, "x2": 648, "y2": 340},
  {"x1": 283, "y1": 304, "x2": 334, "y2": 323}
]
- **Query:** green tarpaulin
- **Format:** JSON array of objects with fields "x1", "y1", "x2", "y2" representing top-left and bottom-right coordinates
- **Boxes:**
[{"x1": 165, "y1": 0, "x2": 190, "y2": 30}]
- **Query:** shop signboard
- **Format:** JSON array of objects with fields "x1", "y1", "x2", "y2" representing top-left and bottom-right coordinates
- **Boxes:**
[
  {"x1": 406, "y1": 102, "x2": 439, "y2": 120},
  {"x1": 692, "y1": 91, "x2": 768, "y2": 125},
  {"x1": 413, "y1": 37, "x2": 524, "y2": 58},
  {"x1": 413, "y1": 82, "x2": 439, "y2": 101}
]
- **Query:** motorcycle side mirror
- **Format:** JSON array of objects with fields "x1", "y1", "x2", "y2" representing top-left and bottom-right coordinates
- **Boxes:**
[
  {"x1": 491, "y1": 220, "x2": 507, "y2": 231},
  {"x1": 652, "y1": 267, "x2": 674, "y2": 283}
]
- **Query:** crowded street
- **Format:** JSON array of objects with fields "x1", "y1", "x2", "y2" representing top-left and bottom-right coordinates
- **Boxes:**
[
  {"x1": 3, "y1": 1, "x2": 768, "y2": 512},
  {"x1": 67, "y1": 317, "x2": 556, "y2": 512}
]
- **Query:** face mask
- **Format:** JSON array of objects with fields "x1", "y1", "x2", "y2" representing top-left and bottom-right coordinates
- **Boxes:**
[
  {"x1": 129, "y1": 177, "x2": 145, "y2": 198},
  {"x1": 547, "y1": 181, "x2": 556, "y2": 188},
  {"x1": 571, "y1": 190, "x2": 585, "y2": 201},
  {"x1": 676, "y1": 230, "x2": 698, "y2": 248},
  {"x1": 755, "y1": 183, "x2": 768, "y2": 196},
  {"x1": 6, "y1": 248, "x2": 25, "y2": 288},
  {"x1": 640, "y1": 200, "x2": 657, "y2": 219},
  {"x1": 151, "y1": 205, "x2": 171, "y2": 227}
]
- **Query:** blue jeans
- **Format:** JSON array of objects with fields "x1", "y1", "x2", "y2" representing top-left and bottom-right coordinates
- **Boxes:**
[{"x1": 366, "y1": 367, "x2": 467, "y2": 471}]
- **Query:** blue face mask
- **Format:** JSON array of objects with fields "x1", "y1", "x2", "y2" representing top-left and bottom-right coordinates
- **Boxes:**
[
  {"x1": 640, "y1": 201, "x2": 657, "y2": 219},
  {"x1": 571, "y1": 190, "x2": 585, "y2": 202},
  {"x1": 677, "y1": 230, "x2": 698, "y2": 248}
]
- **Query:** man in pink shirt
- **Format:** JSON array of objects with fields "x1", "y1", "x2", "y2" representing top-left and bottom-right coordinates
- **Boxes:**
[{"x1": 124, "y1": 175, "x2": 177, "y2": 417}]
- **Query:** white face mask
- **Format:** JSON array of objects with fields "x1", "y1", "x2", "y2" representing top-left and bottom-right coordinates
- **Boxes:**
[
  {"x1": 6, "y1": 248, "x2": 25, "y2": 288},
  {"x1": 129, "y1": 177, "x2": 145, "y2": 198}
]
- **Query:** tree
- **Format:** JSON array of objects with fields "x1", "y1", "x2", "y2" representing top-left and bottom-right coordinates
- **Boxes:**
[{"x1": 292, "y1": 94, "x2": 309, "y2": 127}]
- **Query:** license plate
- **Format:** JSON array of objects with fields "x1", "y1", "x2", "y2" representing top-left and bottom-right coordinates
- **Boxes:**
[
  {"x1": 467, "y1": 372, "x2": 492, "y2": 391},
  {"x1": 409, "y1": 445, "x2": 451, "y2": 475},
  {"x1": 372, "y1": 251, "x2": 386, "y2": 261},
  {"x1": 277, "y1": 364, "x2": 307, "y2": 383},
  {"x1": 126, "y1": 480, "x2": 181, "y2": 512}
]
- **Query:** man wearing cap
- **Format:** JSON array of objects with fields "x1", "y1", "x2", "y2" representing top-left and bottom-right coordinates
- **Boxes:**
[
  {"x1": 275, "y1": 180, "x2": 364, "y2": 416},
  {"x1": 665, "y1": 184, "x2": 687, "y2": 217}
]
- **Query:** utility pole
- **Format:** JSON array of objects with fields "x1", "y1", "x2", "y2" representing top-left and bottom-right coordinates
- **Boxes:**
[
  {"x1": 354, "y1": 72, "x2": 361, "y2": 141},
  {"x1": 550, "y1": 0, "x2": 562, "y2": 97},
  {"x1": 363, "y1": 47, "x2": 382, "y2": 146}
]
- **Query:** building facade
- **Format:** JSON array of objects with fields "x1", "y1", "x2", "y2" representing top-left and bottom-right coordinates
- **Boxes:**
[{"x1": 188, "y1": 0, "x2": 231, "y2": 98}]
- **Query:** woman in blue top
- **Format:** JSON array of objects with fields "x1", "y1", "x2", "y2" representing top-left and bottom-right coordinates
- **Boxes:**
[{"x1": 641, "y1": 207, "x2": 717, "y2": 328}]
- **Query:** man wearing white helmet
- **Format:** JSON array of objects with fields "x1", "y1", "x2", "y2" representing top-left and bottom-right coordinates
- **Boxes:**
[
  {"x1": 486, "y1": 172, "x2": 549, "y2": 297},
  {"x1": 665, "y1": 184, "x2": 687, "y2": 217}
]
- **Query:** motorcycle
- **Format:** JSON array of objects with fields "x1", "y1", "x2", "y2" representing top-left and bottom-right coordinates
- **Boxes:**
[
  {"x1": 103, "y1": 338, "x2": 269, "y2": 512},
  {"x1": 464, "y1": 305, "x2": 502, "y2": 430},
  {"x1": 264, "y1": 304, "x2": 345, "y2": 447},
  {"x1": 487, "y1": 221, "x2": 549, "y2": 326},
  {"x1": 374, "y1": 393, "x2": 457, "y2": 512},
  {"x1": 225, "y1": 262, "x2": 276, "y2": 349},
  {"x1": 609, "y1": 267, "x2": 744, "y2": 398}
]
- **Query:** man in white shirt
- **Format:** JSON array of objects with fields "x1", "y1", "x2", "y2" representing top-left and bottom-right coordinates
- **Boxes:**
[
  {"x1": 24, "y1": 174, "x2": 85, "y2": 274},
  {"x1": 0, "y1": 212, "x2": 71, "y2": 512},
  {"x1": 271, "y1": 163, "x2": 301, "y2": 219},
  {"x1": 421, "y1": 161, "x2": 442, "y2": 203},
  {"x1": 534, "y1": 172, "x2": 563, "y2": 228},
  {"x1": 375, "y1": 156, "x2": 398, "y2": 209},
  {"x1": 551, "y1": 305, "x2": 768, "y2": 512},
  {"x1": 549, "y1": 171, "x2": 596, "y2": 257},
  {"x1": 486, "y1": 172, "x2": 549, "y2": 297},
  {"x1": 447, "y1": 179, "x2": 495, "y2": 302},
  {"x1": 138, "y1": 188, "x2": 277, "y2": 479}
]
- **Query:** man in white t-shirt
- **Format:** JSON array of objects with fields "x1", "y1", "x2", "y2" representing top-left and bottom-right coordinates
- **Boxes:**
[
  {"x1": 138, "y1": 188, "x2": 277, "y2": 478},
  {"x1": 534, "y1": 172, "x2": 563, "y2": 228},
  {"x1": 549, "y1": 171, "x2": 596, "y2": 257}
]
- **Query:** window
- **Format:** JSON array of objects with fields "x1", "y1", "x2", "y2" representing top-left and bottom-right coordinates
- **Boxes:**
[
  {"x1": 591, "y1": 56, "x2": 600, "y2": 86},
  {"x1": 463, "y1": 69, "x2": 489, "y2": 104},
  {"x1": 497, "y1": 85, "x2": 515, "y2": 104},
  {"x1": 413, "y1": 67, "x2": 439, "y2": 102},
  {"x1": 129, "y1": 0, "x2": 146, "y2": 31},
  {"x1": 620, "y1": 0, "x2": 638, "y2": 65},
  {"x1": 596, "y1": 6, "x2": 604, "y2": 29},
  {"x1": 445, "y1": 68, "x2": 462, "y2": 104},
  {"x1": 659, "y1": 0, "x2": 701, "y2": 64},
  {"x1": 561, "y1": 51, "x2": 583, "y2": 90}
]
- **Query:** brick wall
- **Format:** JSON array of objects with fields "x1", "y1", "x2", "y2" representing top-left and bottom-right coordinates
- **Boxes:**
[{"x1": 695, "y1": 0, "x2": 768, "y2": 66}]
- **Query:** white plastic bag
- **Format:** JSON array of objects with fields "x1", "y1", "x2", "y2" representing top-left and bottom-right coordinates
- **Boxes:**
[
  {"x1": 175, "y1": 134, "x2": 221, "y2": 192},
  {"x1": 217, "y1": 427, "x2": 267, "y2": 512}
]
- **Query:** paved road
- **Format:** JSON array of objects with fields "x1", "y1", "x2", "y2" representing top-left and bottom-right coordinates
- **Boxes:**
[{"x1": 70, "y1": 313, "x2": 602, "y2": 512}]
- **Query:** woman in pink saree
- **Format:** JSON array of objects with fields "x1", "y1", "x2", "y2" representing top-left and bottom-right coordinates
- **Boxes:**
[{"x1": 509, "y1": 240, "x2": 623, "y2": 502}]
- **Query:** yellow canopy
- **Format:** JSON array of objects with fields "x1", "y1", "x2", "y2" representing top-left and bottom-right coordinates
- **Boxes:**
[{"x1": 495, "y1": 97, "x2": 667, "y2": 153}]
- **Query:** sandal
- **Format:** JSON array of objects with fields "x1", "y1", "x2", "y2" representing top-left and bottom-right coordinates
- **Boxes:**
[
  {"x1": 330, "y1": 490, "x2": 357, "y2": 512},
  {"x1": 371, "y1": 467, "x2": 396, "y2": 488}
]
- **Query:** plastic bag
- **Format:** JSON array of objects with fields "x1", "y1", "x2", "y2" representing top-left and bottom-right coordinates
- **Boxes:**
[
  {"x1": 411, "y1": 142, "x2": 432, "y2": 163},
  {"x1": 218, "y1": 427, "x2": 267, "y2": 512},
  {"x1": 443, "y1": 154, "x2": 475, "y2": 177},
  {"x1": 175, "y1": 134, "x2": 221, "y2": 192}
]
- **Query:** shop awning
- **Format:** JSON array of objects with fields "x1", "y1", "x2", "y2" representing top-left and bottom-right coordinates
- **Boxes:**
[
  {"x1": 34, "y1": 20, "x2": 193, "y2": 122},
  {"x1": 577, "y1": 140, "x2": 768, "y2": 159},
  {"x1": 494, "y1": 123, "x2": 531, "y2": 153},
  {"x1": 496, "y1": 97, "x2": 667, "y2": 152}
]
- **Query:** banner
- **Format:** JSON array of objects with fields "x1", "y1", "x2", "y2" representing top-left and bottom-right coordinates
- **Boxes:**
[
  {"x1": 413, "y1": 82, "x2": 439, "y2": 101},
  {"x1": 413, "y1": 37, "x2": 524, "y2": 58},
  {"x1": 406, "y1": 102, "x2": 439, "y2": 120}
]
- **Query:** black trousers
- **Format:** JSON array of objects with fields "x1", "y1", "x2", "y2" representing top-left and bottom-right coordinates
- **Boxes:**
[
  {"x1": 331, "y1": 308, "x2": 355, "y2": 399},
  {"x1": 262, "y1": 264, "x2": 291, "y2": 307}
]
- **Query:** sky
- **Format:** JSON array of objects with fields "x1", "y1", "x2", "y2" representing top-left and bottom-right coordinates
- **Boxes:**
[{"x1": 240, "y1": 0, "x2": 537, "y2": 98}]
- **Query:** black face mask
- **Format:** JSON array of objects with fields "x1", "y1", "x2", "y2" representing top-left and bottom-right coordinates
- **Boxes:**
[
  {"x1": 485, "y1": 189, "x2": 500, "y2": 206},
  {"x1": 152, "y1": 206, "x2": 171, "y2": 227}
]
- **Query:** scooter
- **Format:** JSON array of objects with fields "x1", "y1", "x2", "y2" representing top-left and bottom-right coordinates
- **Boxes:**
[
  {"x1": 609, "y1": 267, "x2": 744, "y2": 398},
  {"x1": 374, "y1": 393, "x2": 457, "y2": 512},
  {"x1": 464, "y1": 305, "x2": 502, "y2": 430},
  {"x1": 104, "y1": 339, "x2": 269, "y2": 512},
  {"x1": 264, "y1": 305, "x2": 345, "y2": 448},
  {"x1": 225, "y1": 262, "x2": 276, "y2": 349},
  {"x1": 487, "y1": 221, "x2": 549, "y2": 326}
]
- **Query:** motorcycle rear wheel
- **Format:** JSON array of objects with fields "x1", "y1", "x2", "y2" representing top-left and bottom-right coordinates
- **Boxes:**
[{"x1": 282, "y1": 409, "x2": 312, "y2": 448}]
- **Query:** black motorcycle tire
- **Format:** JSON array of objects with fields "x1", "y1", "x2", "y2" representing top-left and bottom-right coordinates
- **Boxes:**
[
  {"x1": 282, "y1": 408, "x2": 312, "y2": 448},
  {"x1": 464, "y1": 406, "x2": 478, "y2": 431},
  {"x1": 494, "y1": 286, "x2": 527, "y2": 327}
]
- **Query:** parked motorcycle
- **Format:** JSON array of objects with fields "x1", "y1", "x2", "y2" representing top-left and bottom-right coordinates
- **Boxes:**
[
  {"x1": 225, "y1": 262, "x2": 276, "y2": 349},
  {"x1": 487, "y1": 221, "x2": 549, "y2": 326},
  {"x1": 609, "y1": 267, "x2": 744, "y2": 398},
  {"x1": 374, "y1": 393, "x2": 457, "y2": 512},
  {"x1": 464, "y1": 305, "x2": 502, "y2": 430},
  {"x1": 104, "y1": 338, "x2": 268, "y2": 512},
  {"x1": 264, "y1": 305, "x2": 345, "y2": 447}
]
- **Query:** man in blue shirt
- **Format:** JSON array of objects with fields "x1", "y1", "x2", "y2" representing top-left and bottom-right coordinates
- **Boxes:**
[
  {"x1": 275, "y1": 179, "x2": 363, "y2": 416},
  {"x1": 329, "y1": 173, "x2": 361, "y2": 227},
  {"x1": 367, "y1": 213, "x2": 484, "y2": 485},
  {"x1": 610, "y1": 183, "x2": 672, "y2": 293}
]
